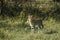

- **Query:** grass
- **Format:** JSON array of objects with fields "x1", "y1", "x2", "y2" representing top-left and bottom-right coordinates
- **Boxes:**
[
  {"x1": 0, "y1": 17, "x2": 60, "y2": 40},
  {"x1": 13, "y1": 30, "x2": 60, "y2": 40}
]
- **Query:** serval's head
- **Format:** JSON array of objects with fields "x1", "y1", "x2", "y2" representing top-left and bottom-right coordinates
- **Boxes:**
[{"x1": 28, "y1": 15, "x2": 33, "y2": 22}]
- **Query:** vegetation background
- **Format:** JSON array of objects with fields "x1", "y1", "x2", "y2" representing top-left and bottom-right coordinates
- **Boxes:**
[{"x1": 0, "y1": 0, "x2": 60, "y2": 40}]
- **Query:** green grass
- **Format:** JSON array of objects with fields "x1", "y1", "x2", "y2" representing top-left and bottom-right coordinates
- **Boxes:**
[
  {"x1": 0, "y1": 18, "x2": 60, "y2": 40},
  {"x1": 13, "y1": 32, "x2": 60, "y2": 40}
]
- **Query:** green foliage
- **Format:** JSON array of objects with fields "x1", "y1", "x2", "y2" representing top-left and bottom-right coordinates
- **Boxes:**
[{"x1": 0, "y1": 0, "x2": 60, "y2": 21}]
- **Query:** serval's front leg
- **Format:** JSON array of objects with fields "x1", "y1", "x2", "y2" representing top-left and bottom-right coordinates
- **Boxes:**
[{"x1": 30, "y1": 24, "x2": 35, "y2": 33}]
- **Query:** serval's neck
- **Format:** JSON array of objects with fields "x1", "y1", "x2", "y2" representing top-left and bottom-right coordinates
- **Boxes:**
[
  {"x1": 28, "y1": 18, "x2": 32, "y2": 23},
  {"x1": 28, "y1": 15, "x2": 32, "y2": 23}
]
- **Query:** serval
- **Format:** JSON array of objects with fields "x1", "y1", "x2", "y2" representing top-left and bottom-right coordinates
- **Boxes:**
[{"x1": 27, "y1": 15, "x2": 44, "y2": 33}]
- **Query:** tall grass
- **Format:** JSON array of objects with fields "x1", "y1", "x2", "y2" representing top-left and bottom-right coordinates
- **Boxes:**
[{"x1": 0, "y1": 17, "x2": 60, "y2": 40}]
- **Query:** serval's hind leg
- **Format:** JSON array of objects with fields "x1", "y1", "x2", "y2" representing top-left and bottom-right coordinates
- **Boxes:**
[{"x1": 38, "y1": 24, "x2": 43, "y2": 33}]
